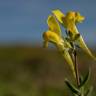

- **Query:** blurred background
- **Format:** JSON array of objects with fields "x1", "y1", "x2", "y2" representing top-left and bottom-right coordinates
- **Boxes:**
[{"x1": 0, "y1": 0, "x2": 96, "y2": 96}]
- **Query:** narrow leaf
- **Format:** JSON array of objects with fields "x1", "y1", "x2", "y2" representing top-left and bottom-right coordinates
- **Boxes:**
[
  {"x1": 79, "y1": 68, "x2": 91, "y2": 88},
  {"x1": 65, "y1": 79, "x2": 80, "y2": 95},
  {"x1": 85, "y1": 86, "x2": 93, "y2": 96},
  {"x1": 79, "y1": 75, "x2": 83, "y2": 85}
]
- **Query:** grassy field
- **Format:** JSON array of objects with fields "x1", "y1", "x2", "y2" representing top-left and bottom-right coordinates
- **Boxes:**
[{"x1": 0, "y1": 46, "x2": 95, "y2": 96}]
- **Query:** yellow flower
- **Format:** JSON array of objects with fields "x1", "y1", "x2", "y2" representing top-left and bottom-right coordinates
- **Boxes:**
[
  {"x1": 47, "y1": 15, "x2": 61, "y2": 36},
  {"x1": 42, "y1": 15, "x2": 62, "y2": 48},
  {"x1": 52, "y1": 10, "x2": 84, "y2": 33},
  {"x1": 42, "y1": 31, "x2": 61, "y2": 48},
  {"x1": 52, "y1": 9, "x2": 65, "y2": 24},
  {"x1": 52, "y1": 9, "x2": 96, "y2": 60},
  {"x1": 65, "y1": 11, "x2": 85, "y2": 23},
  {"x1": 42, "y1": 15, "x2": 76, "y2": 78}
]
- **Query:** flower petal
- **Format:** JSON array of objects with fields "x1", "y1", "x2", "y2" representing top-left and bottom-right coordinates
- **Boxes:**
[
  {"x1": 42, "y1": 31, "x2": 60, "y2": 45},
  {"x1": 52, "y1": 10, "x2": 75, "y2": 31},
  {"x1": 52, "y1": 9, "x2": 65, "y2": 24},
  {"x1": 75, "y1": 12, "x2": 85, "y2": 23},
  {"x1": 47, "y1": 15, "x2": 61, "y2": 36}
]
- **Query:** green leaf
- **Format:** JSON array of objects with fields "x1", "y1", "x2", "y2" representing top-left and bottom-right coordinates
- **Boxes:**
[
  {"x1": 84, "y1": 86, "x2": 93, "y2": 96},
  {"x1": 79, "y1": 68, "x2": 91, "y2": 88},
  {"x1": 65, "y1": 79, "x2": 81, "y2": 95},
  {"x1": 79, "y1": 75, "x2": 83, "y2": 86}
]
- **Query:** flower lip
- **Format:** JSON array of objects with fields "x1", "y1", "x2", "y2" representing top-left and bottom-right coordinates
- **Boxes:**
[
  {"x1": 75, "y1": 12, "x2": 85, "y2": 23},
  {"x1": 62, "y1": 11, "x2": 85, "y2": 24},
  {"x1": 43, "y1": 32, "x2": 49, "y2": 41},
  {"x1": 43, "y1": 31, "x2": 61, "y2": 45}
]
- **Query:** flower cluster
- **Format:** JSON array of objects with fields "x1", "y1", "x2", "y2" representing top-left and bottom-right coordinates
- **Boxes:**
[{"x1": 42, "y1": 9, "x2": 96, "y2": 77}]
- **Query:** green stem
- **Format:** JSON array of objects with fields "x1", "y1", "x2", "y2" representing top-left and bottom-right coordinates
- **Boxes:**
[
  {"x1": 74, "y1": 50, "x2": 81, "y2": 96},
  {"x1": 74, "y1": 51, "x2": 80, "y2": 86}
]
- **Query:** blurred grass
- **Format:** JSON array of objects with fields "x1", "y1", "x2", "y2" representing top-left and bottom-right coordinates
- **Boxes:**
[{"x1": 0, "y1": 46, "x2": 95, "y2": 96}]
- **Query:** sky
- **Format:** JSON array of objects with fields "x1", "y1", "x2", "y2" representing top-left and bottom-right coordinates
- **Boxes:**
[{"x1": 0, "y1": 0, "x2": 96, "y2": 47}]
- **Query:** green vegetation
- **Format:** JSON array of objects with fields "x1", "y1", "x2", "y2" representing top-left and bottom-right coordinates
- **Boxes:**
[{"x1": 0, "y1": 46, "x2": 95, "y2": 96}]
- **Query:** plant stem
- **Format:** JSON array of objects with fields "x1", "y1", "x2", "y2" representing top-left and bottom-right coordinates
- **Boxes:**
[
  {"x1": 74, "y1": 51, "x2": 80, "y2": 86},
  {"x1": 74, "y1": 50, "x2": 81, "y2": 96}
]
